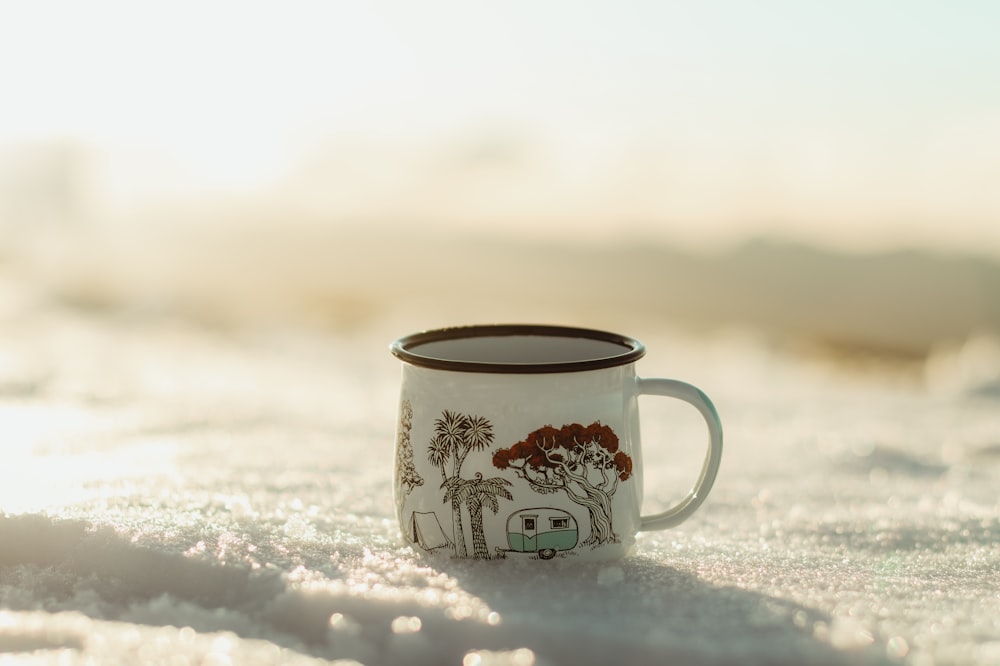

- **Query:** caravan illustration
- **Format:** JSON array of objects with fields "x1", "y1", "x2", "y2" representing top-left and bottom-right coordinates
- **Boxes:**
[{"x1": 503, "y1": 507, "x2": 579, "y2": 559}]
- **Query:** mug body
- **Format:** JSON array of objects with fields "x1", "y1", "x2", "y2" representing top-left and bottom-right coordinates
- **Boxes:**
[{"x1": 394, "y1": 362, "x2": 644, "y2": 562}]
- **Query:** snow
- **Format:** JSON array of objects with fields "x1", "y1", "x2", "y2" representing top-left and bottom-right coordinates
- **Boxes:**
[{"x1": 1, "y1": 267, "x2": 999, "y2": 666}]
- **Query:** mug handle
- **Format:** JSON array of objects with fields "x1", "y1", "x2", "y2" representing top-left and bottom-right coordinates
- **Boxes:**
[{"x1": 636, "y1": 378, "x2": 724, "y2": 531}]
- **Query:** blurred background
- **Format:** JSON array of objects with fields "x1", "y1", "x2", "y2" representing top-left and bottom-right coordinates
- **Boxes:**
[{"x1": 2, "y1": 0, "x2": 999, "y2": 371}]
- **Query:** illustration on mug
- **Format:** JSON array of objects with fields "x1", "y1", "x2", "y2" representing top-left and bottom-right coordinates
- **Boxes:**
[
  {"x1": 501, "y1": 507, "x2": 578, "y2": 559},
  {"x1": 421, "y1": 410, "x2": 513, "y2": 560},
  {"x1": 493, "y1": 422, "x2": 632, "y2": 547},
  {"x1": 394, "y1": 399, "x2": 424, "y2": 511},
  {"x1": 406, "y1": 511, "x2": 451, "y2": 552},
  {"x1": 402, "y1": 411, "x2": 632, "y2": 560}
]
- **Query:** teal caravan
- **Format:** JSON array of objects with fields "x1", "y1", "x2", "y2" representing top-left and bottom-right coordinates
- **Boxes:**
[{"x1": 505, "y1": 508, "x2": 578, "y2": 559}]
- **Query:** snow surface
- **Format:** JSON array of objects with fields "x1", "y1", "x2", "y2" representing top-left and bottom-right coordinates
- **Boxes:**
[{"x1": 1, "y1": 274, "x2": 1000, "y2": 666}]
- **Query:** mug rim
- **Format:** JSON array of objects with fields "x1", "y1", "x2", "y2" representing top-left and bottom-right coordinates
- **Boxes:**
[{"x1": 390, "y1": 324, "x2": 646, "y2": 374}]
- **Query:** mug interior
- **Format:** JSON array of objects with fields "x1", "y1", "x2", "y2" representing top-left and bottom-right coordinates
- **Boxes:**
[{"x1": 391, "y1": 324, "x2": 645, "y2": 373}]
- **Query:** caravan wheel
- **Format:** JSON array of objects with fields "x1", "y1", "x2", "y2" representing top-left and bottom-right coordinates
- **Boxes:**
[{"x1": 537, "y1": 548, "x2": 556, "y2": 560}]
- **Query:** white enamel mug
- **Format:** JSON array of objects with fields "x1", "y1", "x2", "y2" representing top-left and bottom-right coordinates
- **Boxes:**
[{"x1": 390, "y1": 324, "x2": 723, "y2": 562}]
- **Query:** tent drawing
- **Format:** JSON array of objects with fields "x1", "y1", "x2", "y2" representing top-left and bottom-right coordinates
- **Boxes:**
[{"x1": 407, "y1": 511, "x2": 452, "y2": 551}]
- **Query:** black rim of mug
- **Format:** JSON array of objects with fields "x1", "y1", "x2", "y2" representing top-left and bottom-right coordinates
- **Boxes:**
[{"x1": 390, "y1": 324, "x2": 646, "y2": 374}]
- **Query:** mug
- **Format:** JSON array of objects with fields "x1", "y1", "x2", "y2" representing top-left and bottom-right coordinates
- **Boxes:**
[{"x1": 390, "y1": 324, "x2": 723, "y2": 562}]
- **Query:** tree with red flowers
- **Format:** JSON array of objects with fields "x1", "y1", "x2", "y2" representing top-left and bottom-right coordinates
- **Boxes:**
[{"x1": 493, "y1": 422, "x2": 632, "y2": 546}]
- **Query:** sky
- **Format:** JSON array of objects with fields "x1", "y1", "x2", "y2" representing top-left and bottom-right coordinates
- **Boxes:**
[{"x1": 1, "y1": 1, "x2": 999, "y2": 252}]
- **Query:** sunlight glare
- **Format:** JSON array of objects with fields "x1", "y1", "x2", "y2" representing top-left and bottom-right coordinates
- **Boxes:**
[{"x1": 0, "y1": 404, "x2": 177, "y2": 514}]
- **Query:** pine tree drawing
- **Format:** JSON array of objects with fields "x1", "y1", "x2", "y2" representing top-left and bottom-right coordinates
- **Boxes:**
[{"x1": 395, "y1": 400, "x2": 423, "y2": 509}]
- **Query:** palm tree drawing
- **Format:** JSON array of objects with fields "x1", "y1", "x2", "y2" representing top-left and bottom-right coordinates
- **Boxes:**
[
  {"x1": 452, "y1": 473, "x2": 513, "y2": 559},
  {"x1": 428, "y1": 411, "x2": 512, "y2": 559},
  {"x1": 428, "y1": 411, "x2": 469, "y2": 557}
]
